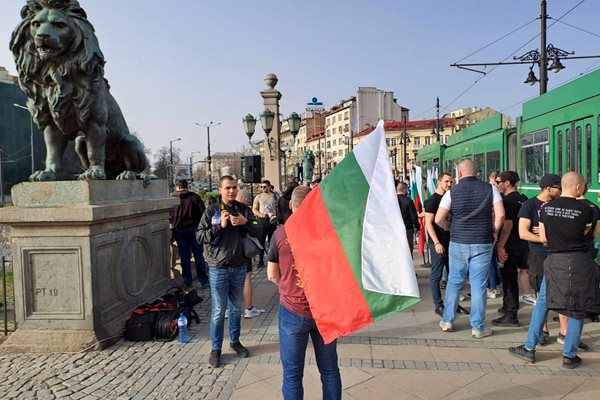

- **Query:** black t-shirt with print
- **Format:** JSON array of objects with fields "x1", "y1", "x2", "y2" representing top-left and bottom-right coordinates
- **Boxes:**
[
  {"x1": 539, "y1": 197, "x2": 594, "y2": 253},
  {"x1": 503, "y1": 191, "x2": 528, "y2": 251},
  {"x1": 424, "y1": 192, "x2": 450, "y2": 245},
  {"x1": 517, "y1": 196, "x2": 547, "y2": 255}
]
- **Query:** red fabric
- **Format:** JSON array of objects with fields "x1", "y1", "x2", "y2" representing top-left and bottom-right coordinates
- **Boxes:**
[{"x1": 285, "y1": 187, "x2": 373, "y2": 344}]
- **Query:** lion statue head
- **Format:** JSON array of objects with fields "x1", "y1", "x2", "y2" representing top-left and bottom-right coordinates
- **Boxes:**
[{"x1": 10, "y1": 0, "x2": 105, "y2": 137}]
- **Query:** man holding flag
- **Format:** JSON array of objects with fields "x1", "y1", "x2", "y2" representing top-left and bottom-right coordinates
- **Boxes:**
[{"x1": 267, "y1": 185, "x2": 341, "y2": 400}]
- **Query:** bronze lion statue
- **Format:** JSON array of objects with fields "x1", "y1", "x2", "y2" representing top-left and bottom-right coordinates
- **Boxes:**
[{"x1": 10, "y1": 0, "x2": 149, "y2": 181}]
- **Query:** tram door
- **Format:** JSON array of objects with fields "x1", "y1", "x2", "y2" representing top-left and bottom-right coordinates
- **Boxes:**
[{"x1": 554, "y1": 118, "x2": 594, "y2": 183}]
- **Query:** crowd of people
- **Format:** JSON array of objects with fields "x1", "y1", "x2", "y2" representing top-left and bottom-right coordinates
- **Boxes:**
[
  {"x1": 168, "y1": 159, "x2": 599, "y2": 400},
  {"x1": 398, "y1": 160, "x2": 600, "y2": 370}
]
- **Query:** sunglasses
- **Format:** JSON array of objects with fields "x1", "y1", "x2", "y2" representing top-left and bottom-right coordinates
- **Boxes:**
[
  {"x1": 495, "y1": 180, "x2": 504, "y2": 184},
  {"x1": 260, "y1": 185, "x2": 268, "y2": 189}
]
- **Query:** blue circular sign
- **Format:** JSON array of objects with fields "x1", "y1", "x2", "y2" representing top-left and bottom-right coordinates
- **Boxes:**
[{"x1": 311, "y1": 97, "x2": 318, "y2": 104}]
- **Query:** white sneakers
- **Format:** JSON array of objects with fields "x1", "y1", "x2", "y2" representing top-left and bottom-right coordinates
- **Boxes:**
[
  {"x1": 244, "y1": 306, "x2": 266, "y2": 319},
  {"x1": 439, "y1": 320, "x2": 453, "y2": 332},
  {"x1": 522, "y1": 294, "x2": 537, "y2": 305},
  {"x1": 472, "y1": 327, "x2": 493, "y2": 339},
  {"x1": 487, "y1": 289, "x2": 497, "y2": 299}
]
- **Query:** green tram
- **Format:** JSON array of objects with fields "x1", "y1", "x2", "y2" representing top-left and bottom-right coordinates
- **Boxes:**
[{"x1": 416, "y1": 68, "x2": 600, "y2": 205}]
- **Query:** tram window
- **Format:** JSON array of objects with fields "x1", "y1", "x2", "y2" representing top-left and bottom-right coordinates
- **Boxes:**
[
  {"x1": 474, "y1": 153, "x2": 484, "y2": 179},
  {"x1": 585, "y1": 124, "x2": 592, "y2": 184},
  {"x1": 574, "y1": 126, "x2": 582, "y2": 173},
  {"x1": 445, "y1": 160, "x2": 453, "y2": 173},
  {"x1": 433, "y1": 158, "x2": 440, "y2": 172},
  {"x1": 520, "y1": 130, "x2": 549, "y2": 184},
  {"x1": 565, "y1": 128, "x2": 571, "y2": 171},
  {"x1": 557, "y1": 130, "x2": 563, "y2": 174},
  {"x1": 486, "y1": 151, "x2": 501, "y2": 175}
]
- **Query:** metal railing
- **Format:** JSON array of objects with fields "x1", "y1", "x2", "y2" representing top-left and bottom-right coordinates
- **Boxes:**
[{"x1": 1, "y1": 256, "x2": 15, "y2": 336}]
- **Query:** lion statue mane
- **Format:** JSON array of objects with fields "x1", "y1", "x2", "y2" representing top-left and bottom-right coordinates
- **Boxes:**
[{"x1": 10, "y1": 0, "x2": 149, "y2": 181}]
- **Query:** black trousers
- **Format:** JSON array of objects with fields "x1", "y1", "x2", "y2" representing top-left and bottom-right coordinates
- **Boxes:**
[
  {"x1": 258, "y1": 218, "x2": 276, "y2": 261},
  {"x1": 500, "y1": 249, "x2": 528, "y2": 316}
]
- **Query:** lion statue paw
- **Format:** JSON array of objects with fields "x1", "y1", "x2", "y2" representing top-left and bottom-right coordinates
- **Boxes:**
[
  {"x1": 30, "y1": 170, "x2": 61, "y2": 182},
  {"x1": 116, "y1": 171, "x2": 138, "y2": 180},
  {"x1": 78, "y1": 166, "x2": 107, "y2": 181}
]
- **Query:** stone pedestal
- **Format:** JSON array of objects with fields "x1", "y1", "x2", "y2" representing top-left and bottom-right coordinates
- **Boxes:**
[{"x1": 0, "y1": 180, "x2": 177, "y2": 352}]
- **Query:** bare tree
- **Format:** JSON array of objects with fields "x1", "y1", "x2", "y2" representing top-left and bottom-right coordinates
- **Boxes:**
[{"x1": 153, "y1": 146, "x2": 181, "y2": 180}]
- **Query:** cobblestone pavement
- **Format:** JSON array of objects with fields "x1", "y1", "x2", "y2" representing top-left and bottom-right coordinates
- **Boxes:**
[{"x1": 1, "y1": 264, "x2": 600, "y2": 399}]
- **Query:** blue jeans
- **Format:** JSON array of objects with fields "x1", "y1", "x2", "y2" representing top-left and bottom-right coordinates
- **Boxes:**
[
  {"x1": 173, "y1": 226, "x2": 208, "y2": 286},
  {"x1": 442, "y1": 242, "x2": 493, "y2": 332},
  {"x1": 279, "y1": 304, "x2": 341, "y2": 400},
  {"x1": 209, "y1": 266, "x2": 246, "y2": 350},
  {"x1": 487, "y1": 246, "x2": 500, "y2": 289},
  {"x1": 523, "y1": 277, "x2": 584, "y2": 357},
  {"x1": 429, "y1": 242, "x2": 449, "y2": 310}
]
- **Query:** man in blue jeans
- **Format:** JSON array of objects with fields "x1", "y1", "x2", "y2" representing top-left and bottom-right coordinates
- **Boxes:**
[
  {"x1": 509, "y1": 172, "x2": 598, "y2": 369},
  {"x1": 170, "y1": 179, "x2": 209, "y2": 288},
  {"x1": 197, "y1": 176, "x2": 260, "y2": 368},
  {"x1": 435, "y1": 160, "x2": 505, "y2": 338},
  {"x1": 267, "y1": 186, "x2": 341, "y2": 400},
  {"x1": 424, "y1": 172, "x2": 453, "y2": 316}
]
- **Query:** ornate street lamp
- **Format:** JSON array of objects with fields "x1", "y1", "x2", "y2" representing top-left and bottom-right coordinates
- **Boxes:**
[{"x1": 243, "y1": 74, "x2": 301, "y2": 190}]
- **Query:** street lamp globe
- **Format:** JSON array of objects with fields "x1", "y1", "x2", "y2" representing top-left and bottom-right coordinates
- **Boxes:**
[
  {"x1": 287, "y1": 112, "x2": 301, "y2": 138},
  {"x1": 548, "y1": 56, "x2": 565, "y2": 73},
  {"x1": 260, "y1": 109, "x2": 275, "y2": 135},
  {"x1": 243, "y1": 114, "x2": 257, "y2": 140}
]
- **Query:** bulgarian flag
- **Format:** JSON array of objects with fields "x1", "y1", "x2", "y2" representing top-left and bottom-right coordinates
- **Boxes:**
[{"x1": 285, "y1": 120, "x2": 420, "y2": 344}]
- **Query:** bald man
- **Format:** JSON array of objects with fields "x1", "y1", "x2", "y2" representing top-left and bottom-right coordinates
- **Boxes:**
[
  {"x1": 510, "y1": 172, "x2": 599, "y2": 369},
  {"x1": 435, "y1": 160, "x2": 505, "y2": 338}
]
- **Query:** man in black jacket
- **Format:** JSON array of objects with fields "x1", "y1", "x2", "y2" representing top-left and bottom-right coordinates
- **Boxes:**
[
  {"x1": 196, "y1": 176, "x2": 260, "y2": 368},
  {"x1": 170, "y1": 179, "x2": 208, "y2": 288},
  {"x1": 397, "y1": 182, "x2": 420, "y2": 255}
]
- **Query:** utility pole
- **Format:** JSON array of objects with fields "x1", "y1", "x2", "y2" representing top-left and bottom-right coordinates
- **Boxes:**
[
  {"x1": 539, "y1": 0, "x2": 548, "y2": 94},
  {"x1": 403, "y1": 116, "x2": 408, "y2": 181}
]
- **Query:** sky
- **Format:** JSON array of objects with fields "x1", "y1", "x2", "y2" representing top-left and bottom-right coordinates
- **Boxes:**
[{"x1": 1, "y1": 0, "x2": 600, "y2": 165}]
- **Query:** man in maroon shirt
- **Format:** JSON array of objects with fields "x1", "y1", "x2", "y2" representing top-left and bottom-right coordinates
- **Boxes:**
[{"x1": 267, "y1": 186, "x2": 341, "y2": 400}]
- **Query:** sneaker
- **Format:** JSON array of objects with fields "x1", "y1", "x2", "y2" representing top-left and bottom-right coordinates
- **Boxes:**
[
  {"x1": 508, "y1": 345, "x2": 535, "y2": 362},
  {"x1": 472, "y1": 327, "x2": 492, "y2": 339},
  {"x1": 440, "y1": 280, "x2": 447, "y2": 289},
  {"x1": 244, "y1": 306, "x2": 265, "y2": 319},
  {"x1": 538, "y1": 330, "x2": 550, "y2": 346},
  {"x1": 492, "y1": 315, "x2": 520, "y2": 327},
  {"x1": 522, "y1": 294, "x2": 537, "y2": 305},
  {"x1": 487, "y1": 289, "x2": 497, "y2": 299},
  {"x1": 208, "y1": 350, "x2": 221, "y2": 368},
  {"x1": 563, "y1": 355, "x2": 582, "y2": 369},
  {"x1": 457, "y1": 305, "x2": 470, "y2": 315},
  {"x1": 230, "y1": 342, "x2": 249, "y2": 358},
  {"x1": 557, "y1": 333, "x2": 590, "y2": 350},
  {"x1": 434, "y1": 306, "x2": 444, "y2": 317},
  {"x1": 224, "y1": 309, "x2": 228, "y2": 319},
  {"x1": 439, "y1": 320, "x2": 453, "y2": 332}
]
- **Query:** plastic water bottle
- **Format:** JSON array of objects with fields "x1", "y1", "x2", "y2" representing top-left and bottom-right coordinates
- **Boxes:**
[{"x1": 177, "y1": 313, "x2": 189, "y2": 344}]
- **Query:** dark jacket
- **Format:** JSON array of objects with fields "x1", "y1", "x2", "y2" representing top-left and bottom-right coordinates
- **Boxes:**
[
  {"x1": 170, "y1": 190, "x2": 206, "y2": 229},
  {"x1": 397, "y1": 195, "x2": 419, "y2": 231},
  {"x1": 545, "y1": 252, "x2": 600, "y2": 317},
  {"x1": 196, "y1": 200, "x2": 260, "y2": 268}
]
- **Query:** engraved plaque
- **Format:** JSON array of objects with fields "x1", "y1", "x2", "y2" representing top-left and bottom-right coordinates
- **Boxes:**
[{"x1": 24, "y1": 248, "x2": 84, "y2": 319}]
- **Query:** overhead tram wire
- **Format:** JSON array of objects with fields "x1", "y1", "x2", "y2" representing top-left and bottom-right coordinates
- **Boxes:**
[
  {"x1": 453, "y1": 18, "x2": 538, "y2": 64},
  {"x1": 444, "y1": 0, "x2": 587, "y2": 111},
  {"x1": 553, "y1": 19, "x2": 600, "y2": 40}
]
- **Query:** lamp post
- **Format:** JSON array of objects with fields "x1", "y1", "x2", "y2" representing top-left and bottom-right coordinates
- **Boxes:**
[
  {"x1": 169, "y1": 138, "x2": 181, "y2": 192},
  {"x1": 195, "y1": 121, "x2": 221, "y2": 191},
  {"x1": 243, "y1": 74, "x2": 301, "y2": 190},
  {"x1": 280, "y1": 146, "x2": 292, "y2": 183},
  {"x1": 402, "y1": 116, "x2": 409, "y2": 181},
  {"x1": 13, "y1": 103, "x2": 35, "y2": 174},
  {"x1": 431, "y1": 97, "x2": 443, "y2": 142}
]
